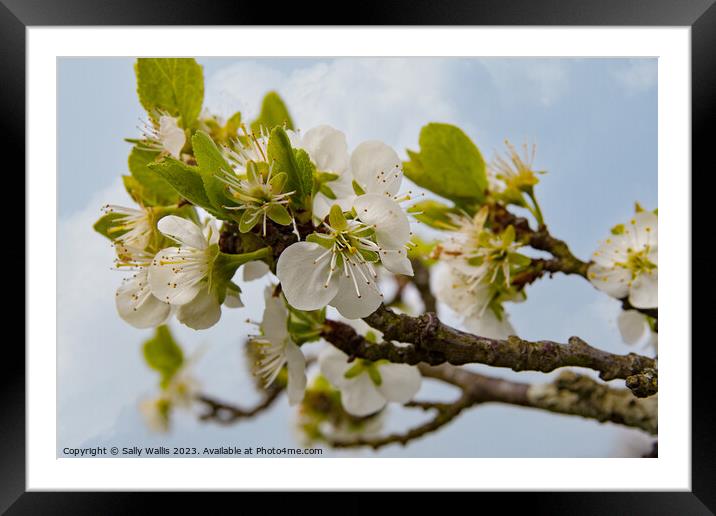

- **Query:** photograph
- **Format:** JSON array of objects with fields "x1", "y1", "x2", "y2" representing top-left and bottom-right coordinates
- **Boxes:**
[{"x1": 57, "y1": 56, "x2": 659, "y2": 459}]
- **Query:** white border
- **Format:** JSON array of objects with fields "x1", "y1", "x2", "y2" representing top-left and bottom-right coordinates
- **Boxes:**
[{"x1": 28, "y1": 27, "x2": 690, "y2": 490}]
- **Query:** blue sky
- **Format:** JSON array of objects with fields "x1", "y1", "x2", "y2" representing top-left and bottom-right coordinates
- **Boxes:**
[{"x1": 57, "y1": 57, "x2": 657, "y2": 458}]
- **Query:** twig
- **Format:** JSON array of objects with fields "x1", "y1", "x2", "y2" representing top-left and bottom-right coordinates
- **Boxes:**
[
  {"x1": 328, "y1": 365, "x2": 657, "y2": 449},
  {"x1": 422, "y1": 364, "x2": 657, "y2": 435},
  {"x1": 328, "y1": 393, "x2": 474, "y2": 450},
  {"x1": 320, "y1": 306, "x2": 657, "y2": 396},
  {"x1": 196, "y1": 386, "x2": 283, "y2": 425},
  {"x1": 491, "y1": 203, "x2": 657, "y2": 320}
]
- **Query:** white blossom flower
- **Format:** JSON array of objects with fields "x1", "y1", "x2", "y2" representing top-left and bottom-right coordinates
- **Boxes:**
[
  {"x1": 438, "y1": 206, "x2": 527, "y2": 288},
  {"x1": 433, "y1": 263, "x2": 516, "y2": 339},
  {"x1": 588, "y1": 210, "x2": 658, "y2": 308},
  {"x1": 148, "y1": 215, "x2": 239, "y2": 330},
  {"x1": 319, "y1": 345, "x2": 421, "y2": 417},
  {"x1": 298, "y1": 125, "x2": 353, "y2": 220},
  {"x1": 102, "y1": 204, "x2": 154, "y2": 250},
  {"x1": 140, "y1": 114, "x2": 186, "y2": 159},
  {"x1": 277, "y1": 195, "x2": 413, "y2": 319},
  {"x1": 251, "y1": 286, "x2": 307, "y2": 405},
  {"x1": 350, "y1": 141, "x2": 404, "y2": 198},
  {"x1": 114, "y1": 244, "x2": 171, "y2": 329}
]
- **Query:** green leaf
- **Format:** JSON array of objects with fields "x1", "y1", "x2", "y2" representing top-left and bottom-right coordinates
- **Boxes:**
[
  {"x1": 191, "y1": 131, "x2": 235, "y2": 217},
  {"x1": 239, "y1": 208, "x2": 261, "y2": 233},
  {"x1": 404, "y1": 123, "x2": 487, "y2": 206},
  {"x1": 407, "y1": 199, "x2": 461, "y2": 230},
  {"x1": 93, "y1": 212, "x2": 127, "y2": 241},
  {"x1": 143, "y1": 326, "x2": 184, "y2": 384},
  {"x1": 250, "y1": 91, "x2": 294, "y2": 133},
  {"x1": 306, "y1": 233, "x2": 335, "y2": 249},
  {"x1": 293, "y1": 149, "x2": 316, "y2": 201},
  {"x1": 135, "y1": 58, "x2": 204, "y2": 127},
  {"x1": 122, "y1": 175, "x2": 145, "y2": 204},
  {"x1": 128, "y1": 147, "x2": 180, "y2": 206},
  {"x1": 267, "y1": 128, "x2": 313, "y2": 207},
  {"x1": 266, "y1": 203, "x2": 292, "y2": 225},
  {"x1": 329, "y1": 204, "x2": 348, "y2": 231},
  {"x1": 149, "y1": 158, "x2": 213, "y2": 212}
]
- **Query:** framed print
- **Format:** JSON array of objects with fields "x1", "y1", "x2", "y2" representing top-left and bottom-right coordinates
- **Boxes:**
[{"x1": 6, "y1": 0, "x2": 712, "y2": 512}]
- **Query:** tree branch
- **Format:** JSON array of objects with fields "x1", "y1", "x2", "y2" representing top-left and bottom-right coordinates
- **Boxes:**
[
  {"x1": 327, "y1": 364, "x2": 656, "y2": 449},
  {"x1": 328, "y1": 393, "x2": 474, "y2": 450},
  {"x1": 420, "y1": 364, "x2": 657, "y2": 435},
  {"x1": 320, "y1": 306, "x2": 656, "y2": 396},
  {"x1": 196, "y1": 386, "x2": 283, "y2": 425}
]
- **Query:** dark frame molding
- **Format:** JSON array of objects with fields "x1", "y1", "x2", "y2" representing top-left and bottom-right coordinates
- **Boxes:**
[{"x1": 6, "y1": 0, "x2": 711, "y2": 513}]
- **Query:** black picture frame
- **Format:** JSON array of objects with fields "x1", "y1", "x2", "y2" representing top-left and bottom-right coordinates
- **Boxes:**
[{"x1": 5, "y1": 0, "x2": 710, "y2": 512}]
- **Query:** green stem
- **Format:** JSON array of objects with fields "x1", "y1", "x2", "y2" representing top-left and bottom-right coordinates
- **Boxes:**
[{"x1": 527, "y1": 189, "x2": 545, "y2": 227}]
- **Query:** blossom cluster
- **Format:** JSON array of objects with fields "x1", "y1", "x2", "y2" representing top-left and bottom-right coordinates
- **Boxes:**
[
  {"x1": 98, "y1": 110, "x2": 421, "y2": 420},
  {"x1": 98, "y1": 59, "x2": 658, "y2": 440}
]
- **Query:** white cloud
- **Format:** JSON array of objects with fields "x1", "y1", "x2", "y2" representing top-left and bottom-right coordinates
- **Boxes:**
[
  {"x1": 609, "y1": 59, "x2": 657, "y2": 95},
  {"x1": 477, "y1": 58, "x2": 569, "y2": 107},
  {"x1": 206, "y1": 58, "x2": 460, "y2": 154}
]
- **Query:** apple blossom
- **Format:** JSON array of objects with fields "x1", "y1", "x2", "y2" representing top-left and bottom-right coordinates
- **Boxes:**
[
  {"x1": 277, "y1": 197, "x2": 413, "y2": 319},
  {"x1": 113, "y1": 244, "x2": 172, "y2": 329},
  {"x1": 140, "y1": 114, "x2": 186, "y2": 158},
  {"x1": 588, "y1": 210, "x2": 658, "y2": 308},
  {"x1": 297, "y1": 125, "x2": 353, "y2": 220},
  {"x1": 319, "y1": 345, "x2": 421, "y2": 417},
  {"x1": 251, "y1": 286, "x2": 307, "y2": 405},
  {"x1": 148, "y1": 215, "x2": 245, "y2": 330},
  {"x1": 102, "y1": 204, "x2": 155, "y2": 251}
]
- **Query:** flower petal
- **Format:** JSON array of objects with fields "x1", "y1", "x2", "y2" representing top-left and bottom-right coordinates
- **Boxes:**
[
  {"x1": 261, "y1": 286, "x2": 289, "y2": 344},
  {"x1": 354, "y1": 194, "x2": 410, "y2": 249},
  {"x1": 285, "y1": 341, "x2": 307, "y2": 406},
  {"x1": 629, "y1": 270, "x2": 658, "y2": 309},
  {"x1": 379, "y1": 248, "x2": 413, "y2": 276},
  {"x1": 159, "y1": 116, "x2": 186, "y2": 159},
  {"x1": 591, "y1": 234, "x2": 629, "y2": 267},
  {"x1": 243, "y1": 260, "x2": 270, "y2": 281},
  {"x1": 587, "y1": 264, "x2": 630, "y2": 299},
  {"x1": 617, "y1": 310, "x2": 648, "y2": 345},
  {"x1": 341, "y1": 374, "x2": 387, "y2": 417},
  {"x1": 463, "y1": 309, "x2": 515, "y2": 339},
  {"x1": 276, "y1": 242, "x2": 340, "y2": 311},
  {"x1": 157, "y1": 215, "x2": 208, "y2": 250},
  {"x1": 223, "y1": 289, "x2": 243, "y2": 308},
  {"x1": 149, "y1": 247, "x2": 206, "y2": 305},
  {"x1": 116, "y1": 270, "x2": 171, "y2": 328},
  {"x1": 301, "y1": 125, "x2": 349, "y2": 173},
  {"x1": 350, "y1": 141, "x2": 402, "y2": 196},
  {"x1": 376, "y1": 363, "x2": 421, "y2": 404},
  {"x1": 329, "y1": 262, "x2": 383, "y2": 319},
  {"x1": 177, "y1": 287, "x2": 222, "y2": 330},
  {"x1": 318, "y1": 346, "x2": 352, "y2": 388},
  {"x1": 625, "y1": 211, "x2": 658, "y2": 250}
]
